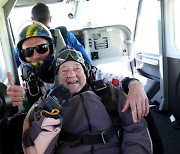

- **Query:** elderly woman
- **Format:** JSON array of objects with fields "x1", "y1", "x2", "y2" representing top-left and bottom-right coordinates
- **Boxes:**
[{"x1": 22, "y1": 48, "x2": 152, "y2": 154}]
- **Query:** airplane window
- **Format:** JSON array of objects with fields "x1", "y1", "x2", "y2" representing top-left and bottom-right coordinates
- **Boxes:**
[
  {"x1": 70, "y1": 0, "x2": 139, "y2": 32},
  {"x1": 9, "y1": 6, "x2": 31, "y2": 38},
  {"x1": 9, "y1": 3, "x2": 72, "y2": 37},
  {"x1": 10, "y1": 0, "x2": 139, "y2": 36},
  {"x1": 134, "y1": 0, "x2": 160, "y2": 55},
  {"x1": 0, "y1": 40, "x2": 6, "y2": 82},
  {"x1": 174, "y1": 0, "x2": 180, "y2": 50}
]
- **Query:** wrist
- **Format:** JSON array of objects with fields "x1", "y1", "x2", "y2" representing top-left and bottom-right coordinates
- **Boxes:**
[
  {"x1": 121, "y1": 77, "x2": 139, "y2": 94},
  {"x1": 128, "y1": 80, "x2": 142, "y2": 89}
]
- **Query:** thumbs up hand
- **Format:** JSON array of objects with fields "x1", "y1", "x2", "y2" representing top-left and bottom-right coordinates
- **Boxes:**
[{"x1": 7, "y1": 72, "x2": 24, "y2": 107}]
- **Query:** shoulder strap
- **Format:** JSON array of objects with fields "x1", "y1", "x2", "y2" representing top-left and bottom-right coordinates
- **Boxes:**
[{"x1": 90, "y1": 80, "x2": 122, "y2": 127}]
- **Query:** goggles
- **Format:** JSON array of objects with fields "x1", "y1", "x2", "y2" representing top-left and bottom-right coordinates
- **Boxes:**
[
  {"x1": 57, "y1": 49, "x2": 84, "y2": 64},
  {"x1": 55, "y1": 48, "x2": 90, "y2": 77},
  {"x1": 21, "y1": 43, "x2": 49, "y2": 58}
]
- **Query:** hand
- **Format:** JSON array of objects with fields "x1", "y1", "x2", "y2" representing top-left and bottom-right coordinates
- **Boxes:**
[
  {"x1": 122, "y1": 81, "x2": 149, "y2": 122},
  {"x1": 45, "y1": 75, "x2": 71, "y2": 111},
  {"x1": 6, "y1": 72, "x2": 24, "y2": 107}
]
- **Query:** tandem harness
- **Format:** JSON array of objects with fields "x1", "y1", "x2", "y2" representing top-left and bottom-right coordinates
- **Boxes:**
[{"x1": 58, "y1": 80, "x2": 123, "y2": 146}]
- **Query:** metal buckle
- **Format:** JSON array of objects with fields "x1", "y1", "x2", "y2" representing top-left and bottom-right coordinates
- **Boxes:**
[
  {"x1": 117, "y1": 129, "x2": 122, "y2": 138},
  {"x1": 101, "y1": 130, "x2": 107, "y2": 144}
]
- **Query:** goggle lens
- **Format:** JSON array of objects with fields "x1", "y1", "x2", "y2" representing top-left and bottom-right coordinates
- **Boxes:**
[{"x1": 59, "y1": 50, "x2": 83, "y2": 62}]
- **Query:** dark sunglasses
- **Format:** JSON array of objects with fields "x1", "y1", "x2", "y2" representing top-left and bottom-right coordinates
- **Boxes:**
[{"x1": 21, "y1": 43, "x2": 50, "y2": 58}]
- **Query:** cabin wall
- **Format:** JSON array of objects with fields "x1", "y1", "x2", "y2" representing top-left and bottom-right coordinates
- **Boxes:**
[
  {"x1": 0, "y1": 6, "x2": 13, "y2": 84},
  {"x1": 83, "y1": 25, "x2": 133, "y2": 77}
]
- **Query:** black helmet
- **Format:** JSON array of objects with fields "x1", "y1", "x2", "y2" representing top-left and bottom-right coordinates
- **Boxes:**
[{"x1": 55, "y1": 48, "x2": 90, "y2": 77}]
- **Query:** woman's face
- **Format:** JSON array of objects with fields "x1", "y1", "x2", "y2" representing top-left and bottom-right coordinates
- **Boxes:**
[{"x1": 58, "y1": 61, "x2": 86, "y2": 94}]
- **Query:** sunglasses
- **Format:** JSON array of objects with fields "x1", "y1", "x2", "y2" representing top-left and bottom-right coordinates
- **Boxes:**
[{"x1": 21, "y1": 43, "x2": 50, "y2": 58}]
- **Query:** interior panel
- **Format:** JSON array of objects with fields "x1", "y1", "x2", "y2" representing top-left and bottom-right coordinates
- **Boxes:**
[
  {"x1": 72, "y1": 25, "x2": 133, "y2": 77},
  {"x1": 168, "y1": 57, "x2": 180, "y2": 124}
]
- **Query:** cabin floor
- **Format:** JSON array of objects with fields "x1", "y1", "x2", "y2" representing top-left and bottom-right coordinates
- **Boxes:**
[{"x1": 149, "y1": 107, "x2": 180, "y2": 154}]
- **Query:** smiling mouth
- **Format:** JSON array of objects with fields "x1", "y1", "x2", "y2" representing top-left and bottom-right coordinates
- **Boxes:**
[{"x1": 67, "y1": 80, "x2": 79, "y2": 85}]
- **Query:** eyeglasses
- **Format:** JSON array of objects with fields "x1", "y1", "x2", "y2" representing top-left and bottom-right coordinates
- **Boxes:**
[{"x1": 21, "y1": 43, "x2": 50, "y2": 58}]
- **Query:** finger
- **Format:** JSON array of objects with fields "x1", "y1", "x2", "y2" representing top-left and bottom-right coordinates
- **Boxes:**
[
  {"x1": 122, "y1": 99, "x2": 130, "y2": 112},
  {"x1": 131, "y1": 106, "x2": 138, "y2": 123},
  {"x1": 136, "y1": 101, "x2": 142, "y2": 121},
  {"x1": 7, "y1": 90, "x2": 24, "y2": 98},
  {"x1": 7, "y1": 72, "x2": 14, "y2": 85},
  {"x1": 10, "y1": 96, "x2": 23, "y2": 102},
  {"x1": 145, "y1": 98, "x2": 150, "y2": 116},
  {"x1": 141, "y1": 99, "x2": 146, "y2": 117},
  {"x1": 7, "y1": 85, "x2": 24, "y2": 95},
  {"x1": 10, "y1": 93, "x2": 24, "y2": 107}
]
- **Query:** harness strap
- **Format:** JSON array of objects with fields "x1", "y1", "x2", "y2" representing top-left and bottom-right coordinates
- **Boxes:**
[
  {"x1": 59, "y1": 125, "x2": 121, "y2": 146},
  {"x1": 91, "y1": 80, "x2": 122, "y2": 126},
  {"x1": 58, "y1": 80, "x2": 123, "y2": 146}
]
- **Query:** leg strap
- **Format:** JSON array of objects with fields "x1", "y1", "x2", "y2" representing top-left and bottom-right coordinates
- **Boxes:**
[{"x1": 59, "y1": 125, "x2": 122, "y2": 146}]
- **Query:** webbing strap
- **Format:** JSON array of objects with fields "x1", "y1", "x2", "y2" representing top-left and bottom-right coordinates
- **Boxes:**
[
  {"x1": 91, "y1": 80, "x2": 122, "y2": 126},
  {"x1": 59, "y1": 125, "x2": 121, "y2": 146}
]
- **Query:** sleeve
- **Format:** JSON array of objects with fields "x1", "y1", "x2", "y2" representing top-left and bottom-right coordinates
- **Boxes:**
[
  {"x1": 22, "y1": 99, "x2": 62, "y2": 154},
  {"x1": 90, "y1": 66, "x2": 123, "y2": 88},
  {"x1": 115, "y1": 88, "x2": 152, "y2": 154},
  {"x1": 90, "y1": 66, "x2": 140, "y2": 93},
  {"x1": 121, "y1": 77, "x2": 139, "y2": 94},
  {"x1": 67, "y1": 31, "x2": 93, "y2": 65},
  {"x1": 121, "y1": 120, "x2": 152, "y2": 154}
]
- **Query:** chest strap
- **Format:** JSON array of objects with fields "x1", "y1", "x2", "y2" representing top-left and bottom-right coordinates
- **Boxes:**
[
  {"x1": 59, "y1": 125, "x2": 122, "y2": 146},
  {"x1": 91, "y1": 80, "x2": 122, "y2": 126}
]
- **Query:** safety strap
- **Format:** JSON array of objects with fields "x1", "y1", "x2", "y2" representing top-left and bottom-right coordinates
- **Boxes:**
[
  {"x1": 58, "y1": 80, "x2": 122, "y2": 146},
  {"x1": 91, "y1": 80, "x2": 122, "y2": 126},
  {"x1": 59, "y1": 125, "x2": 122, "y2": 146}
]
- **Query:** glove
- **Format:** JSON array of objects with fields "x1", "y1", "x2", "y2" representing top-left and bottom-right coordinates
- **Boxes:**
[
  {"x1": 26, "y1": 72, "x2": 41, "y2": 96},
  {"x1": 21, "y1": 65, "x2": 41, "y2": 96},
  {"x1": 45, "y1": 75, "x2": 72, "y2": 111}
]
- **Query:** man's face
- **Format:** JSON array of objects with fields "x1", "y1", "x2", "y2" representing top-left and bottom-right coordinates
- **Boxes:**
[
  {"x1": 21, "y1": 37, "x2": 50, "y2": 63},
  {"x1": 58, "y1": 61, "x2": 86, "y2": 94}
]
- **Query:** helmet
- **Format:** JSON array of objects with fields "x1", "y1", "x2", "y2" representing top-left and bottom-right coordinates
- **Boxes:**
[
  {"x1": 55, "y1": 48, "x2": 90, "y2": 77},
  {"x1": 16, "y1": 20, "x2": 55, "y2": 83},
  {"x1": 16, "y1": 20, "x2": 54, "y2": 63}
]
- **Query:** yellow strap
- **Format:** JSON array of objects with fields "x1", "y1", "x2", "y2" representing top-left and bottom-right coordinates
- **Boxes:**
[{"x1": 40, "y1": 109, "x2": 60, "y2": 117}]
